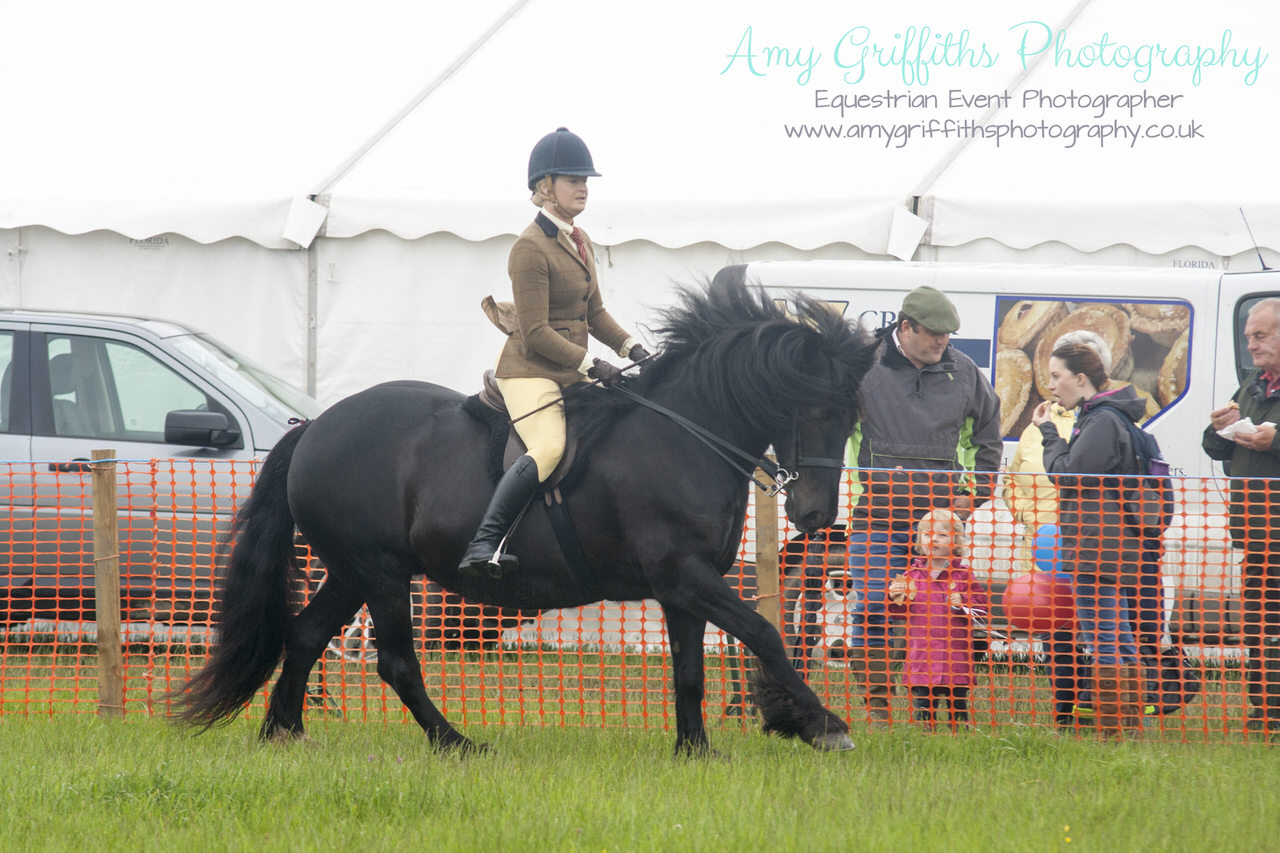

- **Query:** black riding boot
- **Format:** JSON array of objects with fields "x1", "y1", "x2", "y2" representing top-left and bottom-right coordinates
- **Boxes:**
[{"x1": 459, "y1": 454, "x2": 540, "y2": 577}]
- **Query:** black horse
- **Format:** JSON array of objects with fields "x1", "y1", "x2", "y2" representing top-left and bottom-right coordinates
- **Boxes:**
[{"x1": 171, "y1": 278, "x2": 878, "y2": 754}]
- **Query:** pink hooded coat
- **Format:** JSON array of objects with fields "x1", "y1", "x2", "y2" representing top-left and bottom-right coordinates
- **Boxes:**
[{"x1": 888, "y1": 558, "x2": 989, "y2": 688}]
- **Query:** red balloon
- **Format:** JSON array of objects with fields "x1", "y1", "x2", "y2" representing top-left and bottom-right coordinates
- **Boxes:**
[{"x1": 1003, "y1": 571, "x2": 1075, "y2": 633}]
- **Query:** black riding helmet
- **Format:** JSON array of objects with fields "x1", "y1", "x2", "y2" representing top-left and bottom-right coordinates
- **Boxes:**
[{"x1": 527, "y1": 127, "x2": 601, "y2": 190}]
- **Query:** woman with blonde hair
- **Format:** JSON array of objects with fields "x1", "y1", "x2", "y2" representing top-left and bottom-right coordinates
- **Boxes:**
[
  {"x1": 887, "y1": 508, "x2": 988, "y2": 731},
  {"x1": 463, "y1": 128, "x2": 647, "y2": 576}
]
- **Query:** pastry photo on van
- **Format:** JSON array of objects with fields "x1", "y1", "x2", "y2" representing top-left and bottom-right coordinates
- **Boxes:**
[{"x1": 994, "y1": 297, "x2": 1191, "y2": 439}]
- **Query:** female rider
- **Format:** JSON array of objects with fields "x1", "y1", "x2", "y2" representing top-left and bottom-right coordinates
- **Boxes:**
[
  {"x1": 1031, "y1": 333, "x2": 1146, "y2": 738},
  {"x1": 460, "y1": 128, "x2": 648, "y2": 577}
]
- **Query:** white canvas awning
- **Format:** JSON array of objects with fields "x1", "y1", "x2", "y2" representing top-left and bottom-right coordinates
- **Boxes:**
[
  {"x1": 322, "y1": 0, "x2": 1070, "y2": 255},
  {"x1": 4, "y1": 0, "x2": 1276, "y2": 257},
  {"x1": 920, "y1": 0, "x2": 1280, "y2": 256},
  {"x1": 3, "y1": 0, "x2": 1279, "y2": 407},
  {"x1": 0, "y1": 1, "x2": 514, "y2": 248}
]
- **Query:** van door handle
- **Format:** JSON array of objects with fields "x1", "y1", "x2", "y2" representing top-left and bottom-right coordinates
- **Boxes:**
[{"x1": 49, "y1": 458, "x2": 91, "y2": 473}]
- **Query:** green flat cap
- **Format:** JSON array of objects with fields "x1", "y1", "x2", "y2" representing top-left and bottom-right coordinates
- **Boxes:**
[{"x1": 901, "y1": 286, "x2": 960, "y2": 334}]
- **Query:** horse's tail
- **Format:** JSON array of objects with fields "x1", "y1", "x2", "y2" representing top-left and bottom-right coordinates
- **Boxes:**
[{"x1": 169, "y1": 421, "x2": 312, "y2": 730}]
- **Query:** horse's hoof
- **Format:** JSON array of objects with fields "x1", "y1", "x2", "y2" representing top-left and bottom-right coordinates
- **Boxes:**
[
  {"x1": 812, "y1": 732, "x2": 856, "y2": 752},
  {"x1": 673, "y1": 743, "x2": 727, "y2": 760},
  {"x1": 264, "y1": 728, "x2": 307, "y2": 745},
  {"x1": 432, "y1": 732, "x2": 489, "y2": 755}
]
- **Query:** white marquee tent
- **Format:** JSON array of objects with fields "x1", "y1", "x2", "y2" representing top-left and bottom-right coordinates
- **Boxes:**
[{"x1": 2, "y1": 0, "x2": 1277, "y2": 404}]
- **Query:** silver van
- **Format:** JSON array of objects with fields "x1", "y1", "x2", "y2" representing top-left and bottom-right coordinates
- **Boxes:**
[{"x1": 0, "y1": 309, "x2": 322, "y2": 626}]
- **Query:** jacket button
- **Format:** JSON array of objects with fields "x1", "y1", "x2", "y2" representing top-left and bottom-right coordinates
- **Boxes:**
[
  {"x1": 579, "y1": 315, "x2": 586, "y2": 321},
  {"x1": 582, "y1": 294, "x2": 588, "y2": 301},
  {"x1": 586, "y1": 274, "x2": 591, "y2": 282}
]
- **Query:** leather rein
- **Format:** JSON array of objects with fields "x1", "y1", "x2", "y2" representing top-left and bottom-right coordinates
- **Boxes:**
[
  {"x1": 608, "y1": 383, "x2": 844, "y2": 497},
  {"x1": 504, "y1": 353, "x2": 844, "y2": 497}
]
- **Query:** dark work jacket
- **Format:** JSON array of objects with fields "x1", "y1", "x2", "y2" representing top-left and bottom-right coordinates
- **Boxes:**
[
  {"x1": 1201, "y1": 369, "x2": 1280, "y2": 550},
  {"x1": 1040, "y1": 385, "x2": 1147, "y2": 582},
  {"x1": 846, "y1": 337, "x2": 1002, "y2": 533}
]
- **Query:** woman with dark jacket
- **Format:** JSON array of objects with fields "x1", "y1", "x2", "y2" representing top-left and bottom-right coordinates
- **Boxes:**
[
  {"x1": 460, "y1": 128, "x2": 647, "y2": 577},
  {"x1": 1032, "y1": 332, "x2": 1146, "y2": 738}
]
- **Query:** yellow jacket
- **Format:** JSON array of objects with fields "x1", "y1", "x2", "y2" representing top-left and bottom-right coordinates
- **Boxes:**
[{"x1": 1003, "y1": 403, "x2": 1075, "y2": 569}]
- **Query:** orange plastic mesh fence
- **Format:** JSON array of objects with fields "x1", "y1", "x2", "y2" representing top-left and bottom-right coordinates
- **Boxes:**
[{"x1": 0, "y1": 462, "x2": 1276, "y2": 743}]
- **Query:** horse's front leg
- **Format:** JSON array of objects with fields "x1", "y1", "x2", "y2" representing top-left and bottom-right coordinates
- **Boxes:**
[
  {"x1": 655, "y1": 556, "x2": 854, "y2": 752},
  {"x1": 659, "y1": 602, "x2": 715, "y2": 757}
]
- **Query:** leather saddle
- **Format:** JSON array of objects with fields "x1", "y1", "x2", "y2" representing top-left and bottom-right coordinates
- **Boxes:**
[
  {"x1": 474, "y1": 372, "x2": 601, "y2": 596},
  {"x1": 477, "y1": 369, "x2": 578, "y2": 496}
]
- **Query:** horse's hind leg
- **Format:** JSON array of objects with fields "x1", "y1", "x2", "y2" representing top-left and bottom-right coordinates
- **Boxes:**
[
  {"x1": 362, "y1": 559, "x2": 476, "y2": 751},
  {"x1": 660, "y1": 602, "x2": 714, "y2": 757},
  {"x1": 261, "y1": 574, "x2": 363, "y2": 742}
]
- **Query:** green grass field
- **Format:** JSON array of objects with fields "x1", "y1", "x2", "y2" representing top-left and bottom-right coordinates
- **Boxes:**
[
  {"x1": 1, "y1": 714, "x2": 1277, "y2": 853},
  {"x1": 0, "y1": 646, "x2": 1267, "y2": 743}
]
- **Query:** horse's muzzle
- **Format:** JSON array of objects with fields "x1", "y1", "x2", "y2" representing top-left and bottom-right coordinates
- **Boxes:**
[{"x1": 791, "y1": 505, "x2": 837, "y2": 534}]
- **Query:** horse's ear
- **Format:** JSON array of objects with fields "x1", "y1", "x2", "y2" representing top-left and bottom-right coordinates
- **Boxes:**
[{"x1": 710, "y1": 264, "x2": 749, "y2": 291}]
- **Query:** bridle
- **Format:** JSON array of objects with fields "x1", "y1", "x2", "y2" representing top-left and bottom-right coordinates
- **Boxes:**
[
  {"x1": 504, "y1": 353, "x2": 846, "y2": 496},
  {"x1": 609, "y1": 384, "x2": 844, "y2": 497},
  {"x1": 778, "y1": 419, "x2": 847, "y2": 487}
]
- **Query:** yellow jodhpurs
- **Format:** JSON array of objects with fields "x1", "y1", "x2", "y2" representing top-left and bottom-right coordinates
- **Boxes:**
[{"x1": 494, "y1": 376, "x2": 566, "y2": 483}]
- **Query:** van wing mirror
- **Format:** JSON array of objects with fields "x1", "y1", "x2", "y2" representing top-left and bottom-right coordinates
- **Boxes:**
[{"x1": 164, "y1": 410, "x2": 241, "y2": 447}]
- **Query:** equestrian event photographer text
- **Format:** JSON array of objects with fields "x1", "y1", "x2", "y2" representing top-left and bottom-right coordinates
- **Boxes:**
[
  {"x1": 789, "y1": 87, "x2": 1205, "y2": 148},
  {"x1": 721, "y1": 23, "x2": 1268, "y2": 86}
]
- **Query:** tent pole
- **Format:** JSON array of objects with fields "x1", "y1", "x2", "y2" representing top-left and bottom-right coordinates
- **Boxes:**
[
  {"x1": 306, "y1": 240, "x2": 318, "y2": 398},
  {"x1": 8, "y1": 228, "x2": 24, "y2": 307},
  {"x1": 908, "y1": 0, "x2": 1096, "y2": 204},
  {"x1": 309, "y1": 0, "x2": 533, "y2": 197},
  {"x1": 303, "y1": 195, "x2": 332, "y2": 399}
]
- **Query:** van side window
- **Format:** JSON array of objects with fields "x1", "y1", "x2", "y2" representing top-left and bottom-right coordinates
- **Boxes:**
[
  {"x1": 993, "y1": 296, "x2": 1190, "y2": 437},
  {"x1": 45, "y1": 334, "x2": 212, "y2": 441},
  {"x1": 0, "y1": 332, "x2": 13, "y2": 433},
  {"x1": 1235, "y1": 294, "x2": 1280, "y2": 382}
]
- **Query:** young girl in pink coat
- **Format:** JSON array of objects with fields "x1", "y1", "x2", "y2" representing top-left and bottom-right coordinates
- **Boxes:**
[{"x1": 888, "y1": 508, "x2": 989, "y2": 731}]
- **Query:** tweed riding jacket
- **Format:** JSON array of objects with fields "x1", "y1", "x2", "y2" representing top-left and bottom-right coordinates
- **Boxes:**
[{"x1": 488, "y1": 213, "x2": 632, "y2": 384}]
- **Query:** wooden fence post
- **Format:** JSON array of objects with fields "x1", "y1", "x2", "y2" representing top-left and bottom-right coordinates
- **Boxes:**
[
  {"x1": 92, "y1": 449, "x2": 124, "y2": 718},
  {"x1": 754, "y1": 465, "x2": 781, "y2": 635}
]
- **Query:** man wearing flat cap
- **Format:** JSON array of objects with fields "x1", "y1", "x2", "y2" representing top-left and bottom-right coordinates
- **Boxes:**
[{"x1": 799, "y1": 286, "x2": 1001, "y2": 724}]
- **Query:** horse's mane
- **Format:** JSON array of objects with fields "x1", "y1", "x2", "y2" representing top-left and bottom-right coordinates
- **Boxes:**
[{"x1": 564, "y1": 274, "x2": 878, "y2": 462}]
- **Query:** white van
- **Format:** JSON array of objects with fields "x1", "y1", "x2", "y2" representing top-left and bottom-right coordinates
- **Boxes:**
[
  {"x1": 722, "y1": 260, "x2": 1280, "y2": 478},
  {"x1": 721, "y1": 260, "x2": 1280, "y2": 650}
]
